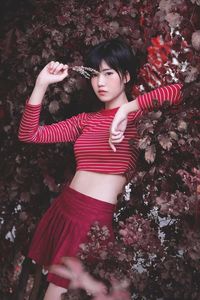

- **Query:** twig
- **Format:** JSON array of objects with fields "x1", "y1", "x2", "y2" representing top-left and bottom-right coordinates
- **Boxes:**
[{"x1": 69, "y1": 66, "x2": 99, "y2": 79}]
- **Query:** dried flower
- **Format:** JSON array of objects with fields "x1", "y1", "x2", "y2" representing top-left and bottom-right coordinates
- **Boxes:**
[{"x1": 70, "y1": 66, "x2": 99, "y2": 79}]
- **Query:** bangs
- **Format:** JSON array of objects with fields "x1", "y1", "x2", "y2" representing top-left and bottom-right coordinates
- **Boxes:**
[
  {"x1": 84, "y1": 39, "x2": 137, "y2": 82},
  {"x1": 85, "y1": 47, "x2": 123, "y2": 75}
]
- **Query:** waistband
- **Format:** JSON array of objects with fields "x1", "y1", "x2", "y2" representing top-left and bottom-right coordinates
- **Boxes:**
[{"x1": 56, "y1": 185, "x2": 116, "y2": 222}]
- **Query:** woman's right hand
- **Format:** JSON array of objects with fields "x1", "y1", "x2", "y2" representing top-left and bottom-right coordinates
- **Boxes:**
[{"x1": 36, "y1": 61, "x2": 69, "y2": 87}]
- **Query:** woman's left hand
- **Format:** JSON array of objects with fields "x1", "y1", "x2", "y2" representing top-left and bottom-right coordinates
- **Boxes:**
[{"x1": 109, "y1": 105, "x2": 128, "y2": 152}]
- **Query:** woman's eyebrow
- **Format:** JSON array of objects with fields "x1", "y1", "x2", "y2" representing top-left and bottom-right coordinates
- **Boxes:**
[{"x1": 101, "y1": 68, "x2": 113, "y2": 71}]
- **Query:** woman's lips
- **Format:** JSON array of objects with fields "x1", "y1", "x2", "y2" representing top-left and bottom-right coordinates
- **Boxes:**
[{"x1": 98, "y1": 90, "x2": 107, "y2": 95}]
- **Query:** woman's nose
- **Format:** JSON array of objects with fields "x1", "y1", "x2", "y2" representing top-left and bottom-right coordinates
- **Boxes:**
[{"x1": 97, "y1": 73, "x2": 105, "y2": 86}]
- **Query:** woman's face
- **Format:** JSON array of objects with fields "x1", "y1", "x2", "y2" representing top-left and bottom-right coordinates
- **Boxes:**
[{"x1": 90, "y1": 60, "x2": 129, "y2": 108}]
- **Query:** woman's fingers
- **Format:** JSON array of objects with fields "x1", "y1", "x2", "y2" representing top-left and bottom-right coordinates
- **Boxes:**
[
  {"x1": 46, "y1": 62, "x2": 69, "y2": 82},
  {"x1": 53, "y1": 63, "x2": 64, "y2": 74},
  {"x1": 48, "y1": 61, "x2": 67, "y2": 75},
  {"x1": 109, "y1": 138, "x2": 116, "y2": 152},
  {"x1": 109, "y1": 135, "x2": 124, "y2": 152},
  {"x1": 111, "y1": 135, "x2": 124, "y2": 144},
  {"x1": 110, "y1": 131, "x2": 123, "y2": 140},
  {"x1": 48, "y1": 61, "x2": 57, "y2": 73},
  {"x1": 110, "y1": 128, "x2": 121, "y2": 136},
  {"x1": 110, "y1": 123, "x2": 119, "y2": 136},
  {"x1": 63, "y1": 64, "x2": 68, "y2": 69},
  {"x1": 109, "y1": 118, "x2": 126, "y2": 152},
  {"x1": 49, "y1": 61, "x2": 59, "y2": 73},
  {"x1": 109, "y1": 106, "x2": 128, "y2": 152}
]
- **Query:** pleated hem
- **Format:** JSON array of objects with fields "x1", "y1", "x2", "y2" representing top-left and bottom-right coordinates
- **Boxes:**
[{"x1": 28, "y1": 185, "x2": 115, "y2": 288}]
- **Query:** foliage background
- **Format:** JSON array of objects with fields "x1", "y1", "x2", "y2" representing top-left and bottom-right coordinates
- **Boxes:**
[{"x1": 0, "y1": 0, "x2": 200, "y2": 299}]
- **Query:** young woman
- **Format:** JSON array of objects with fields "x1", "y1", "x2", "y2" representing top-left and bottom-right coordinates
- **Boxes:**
[{"x1": 18, "y1": 39, "x2": 183, "y2": 299}]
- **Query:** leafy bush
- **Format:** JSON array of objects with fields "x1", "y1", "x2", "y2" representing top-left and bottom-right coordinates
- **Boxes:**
[{"x1": 0, "y1": 0, "x2": 199, "y2": 299}]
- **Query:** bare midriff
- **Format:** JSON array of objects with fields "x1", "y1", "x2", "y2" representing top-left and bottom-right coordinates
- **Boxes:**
[{"x1": 69, "y1": 170, "x2": 126, "y2": 204}]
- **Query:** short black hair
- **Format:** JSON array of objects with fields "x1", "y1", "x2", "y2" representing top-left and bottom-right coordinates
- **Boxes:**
[{"x1": 85, "y1": 38, "x2": 138, "y2": 85}]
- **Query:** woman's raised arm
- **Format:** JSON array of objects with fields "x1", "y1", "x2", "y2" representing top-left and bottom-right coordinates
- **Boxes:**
[
  {"x1": 18, "y1": 101, "x2": 88, "y2": 143},
  {"x1": 28, "y1": 61, "x2": 69, "y2": 105},
  {"x1": 122, "y1": 83, "x2": 183, "y2": 115},
  {"x1": 109, "y1": 83, "x2": 183, "y2": 151},
  {"x1": 136, "y1": 83, "x2": 183, "y2": 111},
  {"x1": 18, "y1": 61, "x2": 87, "y2": 143}
]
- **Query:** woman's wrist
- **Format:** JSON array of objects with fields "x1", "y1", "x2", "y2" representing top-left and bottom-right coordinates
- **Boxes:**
[
  {"x1": 122, "y1": 98, "x2": 139, "y2": 114},
  {"x1": 35, "y1": 78, "x2": 49, "y2": 90},
  {"x1": 28, "y1": 83, "x2": 48, "y2": 105}
]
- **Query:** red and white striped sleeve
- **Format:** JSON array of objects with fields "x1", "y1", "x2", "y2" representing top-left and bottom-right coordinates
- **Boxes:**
[
  {"x1": 18, "y1": 101, "x2": 87, "y2": 143},
  {"x1": 137, "y1": 83, "x2": 183, "y2": 111}
]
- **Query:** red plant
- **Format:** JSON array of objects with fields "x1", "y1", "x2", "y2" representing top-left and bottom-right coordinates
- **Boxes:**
[{"x1": 0, "y1": 0, "x2": 200, "y2": 299}]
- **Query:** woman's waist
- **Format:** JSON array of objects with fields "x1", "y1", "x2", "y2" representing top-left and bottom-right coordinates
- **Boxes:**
[
  {"x1": 54, "y1": 185, "x2": 116, "y2": 222},
  {"x1": 69, "y1": 170, "x2": 126, "y2": 204}
]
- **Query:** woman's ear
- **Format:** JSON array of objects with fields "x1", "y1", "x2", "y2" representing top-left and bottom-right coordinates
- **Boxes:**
[{"x1": 123, "y1": 71, "x2": 130, "y2": 84}]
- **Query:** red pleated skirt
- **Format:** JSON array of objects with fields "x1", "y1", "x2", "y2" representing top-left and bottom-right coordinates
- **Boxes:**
[{"x1": 28, "y1": 185, "x2": 116, "y2": 288}]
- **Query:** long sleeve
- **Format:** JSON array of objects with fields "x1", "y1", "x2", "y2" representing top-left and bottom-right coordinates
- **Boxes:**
[
  {"x1": 137, "y1": 83, "x2": 183, "y2": 111},
  {"x1": 18, "y1": 101, "x2": 87, "y2": 143}
]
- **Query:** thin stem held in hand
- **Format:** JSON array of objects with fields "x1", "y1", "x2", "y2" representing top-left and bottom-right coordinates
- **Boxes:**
[{"x1": 69, "y1": 66, "x2": 99, "y2": 79}]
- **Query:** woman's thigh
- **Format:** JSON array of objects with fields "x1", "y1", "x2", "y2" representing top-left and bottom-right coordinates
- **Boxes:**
[{"x1": 44, "y1": 283, "x2": 67, "y2": 300}]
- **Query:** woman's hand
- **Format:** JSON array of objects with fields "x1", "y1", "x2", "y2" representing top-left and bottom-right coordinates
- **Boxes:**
[
  {"x1": 36, "y1": 61, "x2": 69, "y2": 88},
  {"x1": 109, "y1": 105, "x2": 128, "y2": 152}
]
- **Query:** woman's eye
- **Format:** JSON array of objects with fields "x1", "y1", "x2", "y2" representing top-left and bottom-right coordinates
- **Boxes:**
[{"x1": 105, "y1": 72, "x2": 113, "y2": 76}]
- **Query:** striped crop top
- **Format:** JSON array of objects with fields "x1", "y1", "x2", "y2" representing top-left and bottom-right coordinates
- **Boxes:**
[{"x1": 18, "y1": 84, "x2": 183, "y2": 179}]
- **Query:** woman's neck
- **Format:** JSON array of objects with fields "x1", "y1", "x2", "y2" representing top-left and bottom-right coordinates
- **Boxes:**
[{"x1": 104, "y1": 93, "x2": 128, "y2": 110}]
